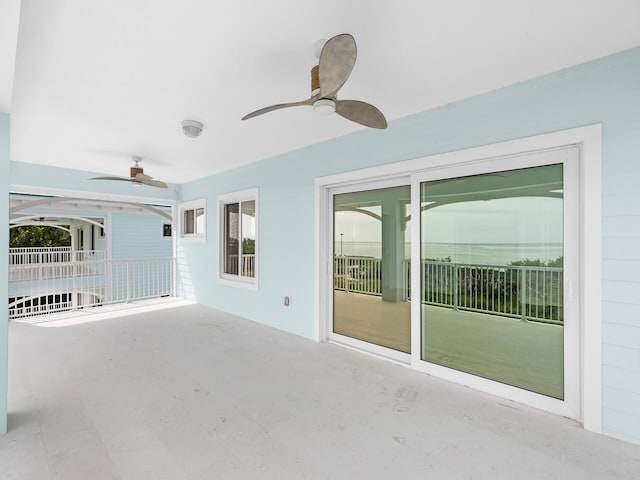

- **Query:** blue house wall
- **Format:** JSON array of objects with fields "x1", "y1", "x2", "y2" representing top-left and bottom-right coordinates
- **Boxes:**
[
  {"x1": 111, "y1": 213, "x2": 172, "y2": 259},
  {"x1": 178, "y1": 47, "x2": 640, "y2": 445}
]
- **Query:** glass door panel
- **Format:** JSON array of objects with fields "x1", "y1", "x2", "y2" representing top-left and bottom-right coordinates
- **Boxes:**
[
  {"x1": 420, "y1": 164, "x2": 564, "y2": 399},
  {"x1": 333, "y1": 185, "x2": 411, "y2": 353}
]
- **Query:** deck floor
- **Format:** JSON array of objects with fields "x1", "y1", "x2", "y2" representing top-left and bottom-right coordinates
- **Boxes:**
[
  {"x1": 2, "y1": 303, "x2": 639, "y2": 479},
  {"x1": 334, "y1": 291, "x2": 563, "y2": 397}
]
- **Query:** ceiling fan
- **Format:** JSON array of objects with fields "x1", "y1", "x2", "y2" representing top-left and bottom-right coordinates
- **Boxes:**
[
  {"x1": 242, "y1": 33, "x2": 387, "y2": 129},
  {"x1": 90, "y1": 156, "x2": 168, "y2": 189}
]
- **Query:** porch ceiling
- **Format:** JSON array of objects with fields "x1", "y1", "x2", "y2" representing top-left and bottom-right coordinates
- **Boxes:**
[{"x1": 3, "y1": 1, "x2": 640, "y2": 183}]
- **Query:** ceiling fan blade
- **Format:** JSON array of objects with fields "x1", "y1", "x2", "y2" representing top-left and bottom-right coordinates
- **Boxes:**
[
  {"x1": 144, "y1": 179, "x2": 169, "y2": 189},
  {"x1": 134, "y1": 172, "x2": 153, "y2": 182},
  {"x1": 90, "y1": 176, "x2": 133, "y2": 182},
  {"x1": 134, "y1": 172, "x2": 168, "y2": 189},
  {"x1": 319, "y1": 34, "x2": 357, "y2": 98},
  {"x1": 242, "y1": 99, "x2": 313, "y2": 120},
  {"x1": 335, "y1": 100, "x2": 388, "y2": 129}
]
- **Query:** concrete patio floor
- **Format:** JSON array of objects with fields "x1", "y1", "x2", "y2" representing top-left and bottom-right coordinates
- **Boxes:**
[{"x1": 1, "y1": 303, "x2": 639, "y2": 479}]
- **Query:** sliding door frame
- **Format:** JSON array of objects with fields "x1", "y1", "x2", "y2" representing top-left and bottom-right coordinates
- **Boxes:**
[
  {"x1": 410, "y1": 147, "x2": 580, "y2": 420},
  {"x1": 328, "y1": 176, "x2": 411, "y2": 364},
  {"x1": 314, "y1": 124, "x2": 602, "y2": 432}
]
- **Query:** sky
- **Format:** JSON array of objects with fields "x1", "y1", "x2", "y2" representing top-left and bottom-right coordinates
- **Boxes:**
[{"x1": 335, "y1": 196, "x2": 562, "y2": 245}]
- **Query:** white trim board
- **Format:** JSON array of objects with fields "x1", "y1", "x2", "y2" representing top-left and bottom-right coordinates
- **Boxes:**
[
  {"x1": 9, "y1": 184, "x2": 176, "y2": 207},
  {"x1": 314, "y1": 124, "x2": 602, "y2": 433}
]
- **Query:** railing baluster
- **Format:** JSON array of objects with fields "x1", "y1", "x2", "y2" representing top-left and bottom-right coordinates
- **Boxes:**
[
  {"x1": 126, "y1": 262, "x2": 131, "y2": 302},
  {"x1": 328, "y1": 255, "x2": 562, "y2": 326},
  {"x1": 453, "y1": 264, "x2": 458, "y2": 311},
  {"x1": 520, "y1": 267, "x2": 527, "y2": 321}
]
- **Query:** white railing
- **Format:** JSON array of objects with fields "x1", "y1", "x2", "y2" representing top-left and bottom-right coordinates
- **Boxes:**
[
  {"x1": 8, "y1": 255, "x2": 174, "y2": 320},
  {"x1": 420, "y1": 261, "x2": 563, "y2": 324},
  {"x1": 242, "y1": 254, "x2": 255, "y2": 277},
  {"x1": 9, "y1": 246, "x2": 75, "y2": 266},
  {"x1": 225, "y1": 254, "x2": 256, "y2": 277},
  {"x1": 334, "y1": 256, "x2": 564, "y2": 324},
  {"x1": 334, "y1": 256, "x2": 382, "y2": 295},
  {"x1": 107, "y1": 258, "x2": 174, "y2": 303},
  {"x1": 9, "y1": 250, "x2": 107, "y2": 282},
  {"x1": 9, "y1": 246, "x2": 72, "y2": 254}
]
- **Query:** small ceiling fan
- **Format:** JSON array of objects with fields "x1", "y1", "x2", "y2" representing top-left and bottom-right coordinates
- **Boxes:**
[
  {"x1": 242, "y1": 33, "x2": 387, "y2": 129},
  {"x1": 90, "y1": 156, "x2": 168, "y2": 189}
]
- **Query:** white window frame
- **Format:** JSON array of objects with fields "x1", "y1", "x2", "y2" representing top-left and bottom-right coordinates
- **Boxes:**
[
  {"x1": 179, "y1": 198, "x2": 206, "y2": 242},
  {"x1": 217, "y1": 188, "x2": 258, "y2": 290},
  {"x1": 314, "y1": 124, "x2": 602, "y2": 434}
]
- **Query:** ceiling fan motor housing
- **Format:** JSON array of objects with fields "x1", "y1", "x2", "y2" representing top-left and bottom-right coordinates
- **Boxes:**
[
  {"x1": 130, "y1": 166, "x2": 143, "y2": 178},
  {"x1": 311, "y1": 65, "x2": 320, "y2": 95}
]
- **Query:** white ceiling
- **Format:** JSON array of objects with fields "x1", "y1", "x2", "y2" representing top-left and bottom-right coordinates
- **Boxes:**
[{"x1": 3, "y1": 0, "x2": 640, "y2": 184}]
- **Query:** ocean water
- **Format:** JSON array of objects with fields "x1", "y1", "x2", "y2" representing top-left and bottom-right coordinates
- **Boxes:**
[{"x1": 335, "y1": 242, "x2": 563, "y2": 266}]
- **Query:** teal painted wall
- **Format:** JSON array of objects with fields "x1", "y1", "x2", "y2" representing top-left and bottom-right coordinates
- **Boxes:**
[
  {"x1": 179, "y1": 47, "x2": 640, "y2": 445},
  {"x1": 0, "y1": 113, "x2": 9, "y2": 434}
]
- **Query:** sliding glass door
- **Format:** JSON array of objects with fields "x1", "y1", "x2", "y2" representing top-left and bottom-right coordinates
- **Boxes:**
[
  {"x1": 419, "y1": 164, "x2": 566, "y2": 398},
  {"x1": 325, "y1": 147, "x2": 579, "y2": 415},
  {"x1": 331, "y1": 182, "x2": 411, "y2": 357}
]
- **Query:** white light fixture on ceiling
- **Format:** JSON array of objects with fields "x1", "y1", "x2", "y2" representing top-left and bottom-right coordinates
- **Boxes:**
[
  {"x1": 182, "y1": 120, "x2": 203, "y2": 138},
  {"x1": 313, "y1": 98, "x2": 336, "y2": 115}
]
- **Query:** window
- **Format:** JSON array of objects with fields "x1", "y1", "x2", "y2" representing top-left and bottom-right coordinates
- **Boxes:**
[
  {"x1": 218, "y1": 189, "x2": 258, "y2": 287},
  {"x1": 179, "y1": 199, "x2": 206, "y2": 240},
  {"x1": 184, "y1": 208, "x2": 204, "y2": 235}
]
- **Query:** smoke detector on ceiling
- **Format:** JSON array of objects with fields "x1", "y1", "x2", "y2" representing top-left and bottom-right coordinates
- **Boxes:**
[{"x1": 182, "y1": 120, "x2": 203, "y2": 138}]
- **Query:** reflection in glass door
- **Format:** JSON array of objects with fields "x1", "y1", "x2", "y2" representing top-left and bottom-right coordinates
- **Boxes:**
[
  {"x1": 420, "y1": 164, "x2": 565, "y2": 399},
  {"x1": 333, "y1": 185, "x2": 411, "y2": 353}
]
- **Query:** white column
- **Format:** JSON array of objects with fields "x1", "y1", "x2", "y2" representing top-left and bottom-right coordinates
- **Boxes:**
[{"x1": 381, "y1": 193, "x2": 406, "y2": 302}]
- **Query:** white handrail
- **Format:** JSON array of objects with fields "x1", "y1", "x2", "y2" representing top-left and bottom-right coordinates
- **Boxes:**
[
  {"x1": 9, "y1": 248, "x2": 105, "y2": 266},
  {"x1": 9, "y1": 255, "x2": 174, "y2": 320},
  {"x1": 9, "y1": 246, "x2": 72, "y2": 252},
  {"x1": 334, "y1": 256, "x2": 564, "y2": 324}
]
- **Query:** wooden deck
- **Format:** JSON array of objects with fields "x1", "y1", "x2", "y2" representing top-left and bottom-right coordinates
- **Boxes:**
[{"x1": 333, "y1": 290, "x2": 563, "y2": 398}]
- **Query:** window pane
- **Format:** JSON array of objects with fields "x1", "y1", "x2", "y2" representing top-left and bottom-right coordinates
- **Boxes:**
[
  {"x1": 420, "y1": 164, "x2": 564, "y2": 399},
  {"x1": 184, "y1": 209, "x2": 195, "y2": 234},
  {"x1": 333, "y1": 185, "x2": 411, "y2": 353},
  {"x1": 195, "y1": 208, "x2": 205, "y2": 234},
  {"x1": 224, "y1": 203, "x2": 239, "y2": 275},
  {"x1": 241, "y1": 200, "x2": 256, "y2": 277}
]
